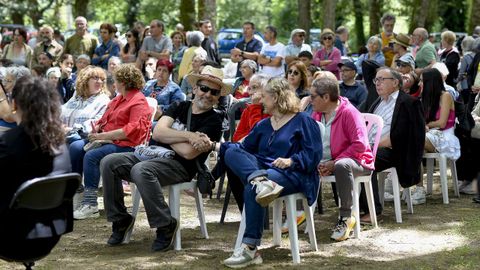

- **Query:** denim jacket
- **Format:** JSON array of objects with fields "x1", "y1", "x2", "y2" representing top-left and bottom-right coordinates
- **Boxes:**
[{"x1": 142, "y1": 79, "x2": 186, "y2": 112}]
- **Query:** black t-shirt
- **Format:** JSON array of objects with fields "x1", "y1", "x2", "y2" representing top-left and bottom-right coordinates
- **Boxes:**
[
  {"x1": 160, "y1": 101, "x2": 223, "y2": 178},
  {"x1": 440, "y1": 49, "x2": 460, "y2": 89},
  {"x1": 201, "y1": 37, "x2": 221, "y2": 66}
]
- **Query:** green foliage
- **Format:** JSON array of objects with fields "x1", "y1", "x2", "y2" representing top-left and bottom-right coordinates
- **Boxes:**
[{"x1": 216, "y1": 0, "x2": 271, "y2": 30}]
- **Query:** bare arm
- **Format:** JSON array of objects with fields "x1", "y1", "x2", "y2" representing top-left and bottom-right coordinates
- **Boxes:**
[
  {"x1": 427, "y1": 92, "x2": 452, "y2": 129},
  {"x1": 148, "y1": 49, "x2": 170, "y2": 60}
]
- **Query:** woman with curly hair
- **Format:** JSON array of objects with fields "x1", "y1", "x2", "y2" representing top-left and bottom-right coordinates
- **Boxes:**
[
  {"x1": 222, "y1": 77, "x2": 322, "y2": 268},
  {"x1": 0, "y1": 77, "x2": 70, "y2": 215},
  {"x1": 61, "y1": 66, "x2": 111, "y2": 143},
  {"x1": 71, "y1": 64, "x2": 153, "y2": 219}
]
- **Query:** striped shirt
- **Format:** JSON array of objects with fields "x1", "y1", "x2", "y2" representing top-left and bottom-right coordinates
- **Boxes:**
[
  {"x1": 370, "y1": 90, "x2": 399, "y2": 143},
  {"x1": 61, "y1": 93, "x2": 111, "y2": 132}
]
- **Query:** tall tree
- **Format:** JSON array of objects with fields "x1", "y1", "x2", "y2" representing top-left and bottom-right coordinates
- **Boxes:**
[
  {"x1": 470, "y1": 0, "x2": 480, "y2": 32},
  {"x1": 369, "y1": 0, "x2": 382, "y2": 36},
  {"x1": 74, "y1": 0, "x2": 89, "y2": 18},
  {"x1": 198, "y1": 0, "x2": 217, "y2": 30},
  {"x1": 125, "y1": 0, "x2": 141, "y2": 28},
  {"x1": 323, "y1": 0, "x2": 336, "y2": 30},
  {"x1": 353, "y1": 0, "x2": 366, "y2": 51},
  {"x1": 297, "y1": 0, "x2": 311, "y2": 42},
  {"x1": 409, "y1": 0, "x2": 430, "y2": 32},
  {"x1": 180, "y1": 0, "x2": 196, "y2": 31}
]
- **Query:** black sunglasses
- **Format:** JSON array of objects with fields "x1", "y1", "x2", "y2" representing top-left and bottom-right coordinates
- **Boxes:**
[
  {"x1": 197, "y1": 84, "x2": 221, "y2": 96},
  {"x1": 125, "y1": 34, "x2": 132, "y2": 38},
  {"x1": 323, "y1": 36, "x2": 333, "y2": 41},
  {"x1": 288, "y1": 69, "x2": 300, "y2": 76}
]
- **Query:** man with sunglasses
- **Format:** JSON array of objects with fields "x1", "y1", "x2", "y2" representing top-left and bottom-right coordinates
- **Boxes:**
[
  {"x1": 100, "y1": 66, "x2": 227, "y2": 252},
  {"x1": 358, "y1": 67, "x2": 425, "y2": 224},
  {"x1": 284, "y1": 29, "x2": 312, "y2": 65}
]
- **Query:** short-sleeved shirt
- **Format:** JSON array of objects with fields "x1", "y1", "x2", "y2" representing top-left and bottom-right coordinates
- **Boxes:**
[
  {"x1": 380, "y1": 32, "x2": 396, "y2": 67},
  {"x1": 234, "y1": 37, "x2": 263, "y2": 77},
  {"x1": 260, "y1": 42, "x2": 286, "y2": 77},
  {"x1": 284, "y1": 43, "x2": 312, "y2": 58},
  {"x1": 160, "y1": 101, "x2": 223, "y2": 178},
  {"x1": 141, "y1": 35, "x2": 173, "y2": 54},
  {"x1": 415, "y1": 40, "x2": 438, "y2": 68}
]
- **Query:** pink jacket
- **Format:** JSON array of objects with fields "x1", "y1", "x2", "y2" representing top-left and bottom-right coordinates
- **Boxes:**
[
  {"x1": 312, "y1": 47, "x2": 341, "y2": 79},
  {"x1": 311, "y1": 97, "x2": 374, "y2": 170}
]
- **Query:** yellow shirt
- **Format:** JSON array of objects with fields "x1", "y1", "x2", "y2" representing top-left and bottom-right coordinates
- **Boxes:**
[{"x1": 380, "y1": 32, "x2": 396, "y2": 67}]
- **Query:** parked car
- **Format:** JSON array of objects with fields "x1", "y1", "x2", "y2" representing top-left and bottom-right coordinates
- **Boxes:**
[
  {"x1": 217, "y1": 28, "x2": 265, "y2": 59},
  {"x1": 310, "y1": 28, "x2": 322, "y2": 53}
]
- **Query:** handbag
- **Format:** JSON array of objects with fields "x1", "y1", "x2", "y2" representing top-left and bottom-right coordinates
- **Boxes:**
[{"x1": 186, "y1": 103, "x2": 216, "y2": 196}]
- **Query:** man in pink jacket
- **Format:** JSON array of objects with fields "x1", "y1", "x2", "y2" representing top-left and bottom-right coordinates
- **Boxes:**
[{"x1": 310, "y1": 76, "x2": 374, "y2": 241}]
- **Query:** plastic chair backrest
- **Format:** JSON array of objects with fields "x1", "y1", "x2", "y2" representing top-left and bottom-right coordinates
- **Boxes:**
[
  {"x1": 228, "y1": 100, "x2": 250, "y2": 141},
  {"x1": 362, "y1": 113, "x2": 384, "y2": 157},
  {"x1": 145, "y1": 97, "x2": 158, "y2": 123},
  {"x1": 10, "y1": 173, "x2": 81, "y2": 210}
]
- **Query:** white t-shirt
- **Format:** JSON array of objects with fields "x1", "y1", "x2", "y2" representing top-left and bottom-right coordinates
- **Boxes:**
[{"x1": 260, "y1": 42, "x2": 285, "y2": 77}]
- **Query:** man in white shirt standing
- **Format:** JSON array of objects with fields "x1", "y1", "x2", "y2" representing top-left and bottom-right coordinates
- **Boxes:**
[{"x1": 258, "y1": 26, "x2": 285, "y2": 77}]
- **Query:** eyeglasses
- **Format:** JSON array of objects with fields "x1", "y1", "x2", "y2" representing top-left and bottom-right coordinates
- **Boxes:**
[
  {"x1": 91, "y1": 76, "x2": 105, "y2": 82},
  {"x1": 197, "y1": 84, "x2": 221, "y2": 96},
  {"x1": 323, "y1": 36, "x2": 333, "y2": 41},
  {"x1": 373, "y1": 77, "x2": 395, "y2": 84},
  {"x1": 125, "y1": 34, "x2": 132, "y2": 38},
  {"x1": 288, "y1": 69, "x2": 300, "y2": 76}
]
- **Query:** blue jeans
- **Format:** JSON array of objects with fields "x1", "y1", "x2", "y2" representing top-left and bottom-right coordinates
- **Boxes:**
[
  {"x1": 69, "y1": 139, "x2": 132, "y2": 190},
  {"x1": 224, "y1": 147, "x2": 299, "y2": 247}
]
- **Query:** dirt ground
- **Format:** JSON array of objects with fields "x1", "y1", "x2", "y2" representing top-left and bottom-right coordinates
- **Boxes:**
[{"x1": 2, "y1": 172, "x2": 480, "y2": 270}]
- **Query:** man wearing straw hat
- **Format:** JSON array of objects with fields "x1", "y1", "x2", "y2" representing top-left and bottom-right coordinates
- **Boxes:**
[{"x1": 100, "y1": 65, "x2": 229, "y2": 252}]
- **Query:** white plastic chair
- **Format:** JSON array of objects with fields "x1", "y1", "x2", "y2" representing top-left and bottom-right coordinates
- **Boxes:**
[
  {"x1": 234, "y1": 192, "x2": 318, "y2": 264},
  {"x1": 423, "y1": 152, "x2": 459, "y2": 204},
  {"x1": 321, "y1": 113, "x2": 383, "y2": 238},
  {"x1": 378, "y1": 167, "x2": 413, "y2": 223},
  {"x1": 125, "y1": 180, "x2": 209, "y2": 250}
]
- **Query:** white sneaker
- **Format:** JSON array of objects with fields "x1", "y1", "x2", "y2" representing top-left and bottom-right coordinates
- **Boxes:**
[
  {"x1": 224, "y1": 244, "x2": 262, "y2": 268},
  {"x1": 74, "y1": 204, "x2": 100, "y2": 220},
  {"x1": 384, "y1": 192, "x2": 394, "y2": 202},
  {"x1": 459, "y1": 181, "x2": 477, "y2": 195},
  {"x1": 73, "y1": 192, "x2": 83, "y2": 211},
  {"x1": 411, "y1": 186, "x2": 426, "y2": 205},
  {"x1": 251, "y1": 177, "x2": 284, "y2": 207}
]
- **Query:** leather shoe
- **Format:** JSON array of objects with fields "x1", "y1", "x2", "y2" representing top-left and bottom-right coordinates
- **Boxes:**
[
  {"x1": 360, "y1": 213, "x2": 383, "y2": 225},
  {"x1": 107, "y1": 215, "x2": 135, "y2": 246},
  {"x1": 152, "y1": 218, "x2": 179, "y2": 252}
]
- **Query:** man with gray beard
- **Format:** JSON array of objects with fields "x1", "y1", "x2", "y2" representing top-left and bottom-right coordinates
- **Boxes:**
[
  {"x1": 100, "y1": 66, "x2": 227, "y2": 252},
  {"x1": 32, "y1": 26, "x2": 63, "y2": 66}
]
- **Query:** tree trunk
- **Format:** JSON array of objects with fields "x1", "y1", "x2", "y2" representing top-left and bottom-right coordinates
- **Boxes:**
[
  {"x1": 323, "y1": 0, "x2": 336, "y2": 30},
  {"x1": 369, "y1": 0, "x2": 382, "y2": 36},
  {"x1": 11, "y1": 11, "x2": 24, "y2": 25},
  {"x1": 409, "y1": 0, "x2": 430, "y2": 32},
  {"x1": 353, "y1": 0, "x2": 365, "y2": 51},
  {"x1": 125, "y1": 0, "x2": 141, "y2": 28},
  {"x1": 198, "y1": 0, "x2": 217, "y2": 31},
  {"x1": 180, "y1": 0, "x2": 196, "y2": 31},
  {"x1": 73, "y1": 0, "x2": 89, "y2": 18},
  {"x1": 298, "y1": 0, "x2": 311, "y2": 42},
  {"x1": 470, "y1": 0, "x2": 480, "y2": 32}
]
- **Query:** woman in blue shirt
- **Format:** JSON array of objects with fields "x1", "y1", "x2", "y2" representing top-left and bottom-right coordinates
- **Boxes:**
[
  {"x1": 221, "y1": 77, "x2": 322, "y2": 268},
  {"x1": 142, "y1": 59, "x2": 186, "y2": 120},
  {"x1": 92, "y1": 23, "x2": 120, "y2": 70},
  {"x1": 355, "y1": 36, "x2": 385, "y2": 76}
]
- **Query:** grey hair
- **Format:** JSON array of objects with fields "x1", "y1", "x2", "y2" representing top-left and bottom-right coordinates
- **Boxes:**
[
  {"x1": 46, "y1": 67, "x2": 61, "y2": 78},
  {"x1": 0, "y1": 67, "x2": 6, "y2": 81},
  {"x1": 193, "y1": 53, "x2": 207, "y2": 62},
  {"x1": 240, "y1": 59, "x2": 257, "y2": 73},
  {"x1": 461, "y1": 36, "x2": 475, "y2": 53},
  {"x1": 368, "y1": 36, "x2": 382, "y2": 51},
  {"x1": 6, "y1": 66, "x2": 31, "y2": 81},
  {"x1": 108, "y1": 56, "x2": 122, "y2": 65},
  {"x1": 312, "y1": 76, "x2": 339, "y2": 101},
  {"x1": 187, "y1": 31, "x2": 205, "y2": 47},
  {"x1": 77, "y1": 54, "x2": 91, "y2": 62},
  {"x1": 377, "y1": 67, "x2": 403, "y2": 90},
  {"x1": 380, "y1": 13, "x2": 396, "y2": 24},
  {"x1": 250, "y1": 73, "x2": 269, "y2": 89}
]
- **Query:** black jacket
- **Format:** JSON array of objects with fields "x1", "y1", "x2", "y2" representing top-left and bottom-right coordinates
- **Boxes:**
[{"x1": 369, "y1": 91, "x2": 426, "y2": 188}]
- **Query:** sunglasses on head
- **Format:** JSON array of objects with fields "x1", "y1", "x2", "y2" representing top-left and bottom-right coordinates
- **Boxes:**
[
  {"x1": 288, "y1": 69, "x2": 300, "y2": 76},
  {"x1": 323, "y1": 36, "x2": 333, "y2": 41},
  {"x1": 197, "y1": 84, "x2": 221, "y2": 96}
]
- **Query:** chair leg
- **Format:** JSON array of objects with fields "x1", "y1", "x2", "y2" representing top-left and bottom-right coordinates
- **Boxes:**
[
  {"x1": 352, "y1": 182, "x2": 361, "y2": 239},
  {"x1": 264, "y1": 207, "x2": 270, "y2": 230},
  {"x1": 391, "y1": 171, "x2": 402, "y2": 223},
  {"x1": 125, "y1": 186, "x2": 141, "y2": 243},
  {"x1": 364, "y1": 181, "x2": 378, "y2": 228},
  {"x1": 272, "y1": 199, "x2": 283, "y2": 246},
  {"x1": 216, "y1": 172, "x2": 225, "y2": 200},
  {"x1": 234, "y1": 207, "x2": 246, "y2": 249},
  {"x1": 377, "y1": 172, "x2": 386, "y2": 208},
  {"x1": 317, "y1": 183, "x2": 324, "y2": 214},
  {"x1": 220, "y1": 182, "x2": 231, "y2": 224},
  {"x1": 285, "y1": 196, "x2": 300, "y2": 264},
  {"x1": 169, "y1": 185, "x2": 182, "y2": 251},
  {"x1": 194, "y1": 186, "x2": 209, "y2": 239},
  {"x1": 439, "y1": 155, "x2": 449, "y2": 204},
  {"x1": 449, "y1": 159, "x2": 460, "y2": 197},
  {"x1": 426, "y1": 158, "x2": 434, "y2": 195},
  {"x1": 405, "y1": 188, "x2": 414, "y2": 214},
  {"x1": 303, "y1": 199, "x2": 318, "y2": 251}
]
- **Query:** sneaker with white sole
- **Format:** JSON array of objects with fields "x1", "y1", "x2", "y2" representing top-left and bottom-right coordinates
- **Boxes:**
[
  {"x1": 384, "y1": 192, "x2": 394, "y2": 202},
  {"x1": 459, "y1": 181, "x2": 477, "y2": 195},
  {"x1": 250, "y1": 177, "x2": 284, "y2": 207},
  {"x1": 74, "y1": 204, "x2": 100, "y2": 220},
  {"x1": 224, "y1": 244, "x2": 263, "y2": 268},
  {"x1": 73, "y1": 192, "x2": 83, "y2": 211},
  {"x1": 330, "y1": 216, "x2": 356, "y2": 241},
  {"x1": 281, "y1": 211, "x2": 306, "y2": 234},
  {"x1": 411, "y1": 186, "x2": 426, "y2": 205}
]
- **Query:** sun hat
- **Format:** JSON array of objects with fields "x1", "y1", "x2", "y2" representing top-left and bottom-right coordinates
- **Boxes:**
[{"x1": 186, "y1": 65, "x2": 232, "y2": 96}]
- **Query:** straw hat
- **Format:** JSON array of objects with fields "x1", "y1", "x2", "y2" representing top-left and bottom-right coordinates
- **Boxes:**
[
  {"x1": 186, "y1": 66, "x2": 232, "y2": 96},
  {"x1": 393, "y1": 33, "x2": 411, "y2": 48}
]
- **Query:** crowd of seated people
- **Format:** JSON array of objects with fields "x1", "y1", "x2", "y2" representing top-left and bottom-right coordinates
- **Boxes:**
[{"x1": 3, "y1": 12, "x2": 480, "y2": 269}]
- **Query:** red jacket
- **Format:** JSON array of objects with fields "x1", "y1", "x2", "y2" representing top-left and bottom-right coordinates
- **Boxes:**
[{"x1": 232, "y1": 104, "x2": 269, "y2": 142}]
